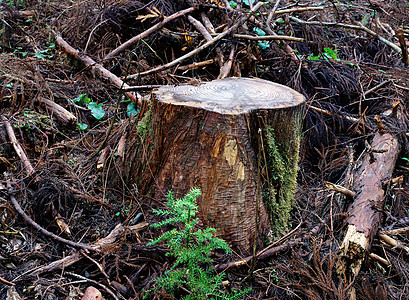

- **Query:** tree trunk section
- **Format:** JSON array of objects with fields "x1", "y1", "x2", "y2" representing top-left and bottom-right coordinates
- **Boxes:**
[
  {"x1": 336, "y1": 132, "x2": 399, "y2": 278},
  {"x1": 128, "y1": 77, "x2": 305, "y2": 253}
]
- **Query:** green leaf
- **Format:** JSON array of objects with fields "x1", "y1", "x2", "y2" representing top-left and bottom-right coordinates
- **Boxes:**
[
  {"x1": 127, "y1": 102, "x2": 138, "y2": 117},
  {"x1": 228, "y1": 0, "x2": 237, "y2": 8},
  {"x1": 72, "y1": 93, "x2": 86, "y2": 104},
  {"x1": 243, "y1": 0, "x2": 255, "y2": 6},
  {"x1": 77, "y1": 123, "x2": 88, "y2": 130},
  {"x1": 257, "y1": 41, "x2": 270, "y2": 50},
  {"x1": 253, "y1": 27, "x2": 266, "y2": 36},
  {"x1": 87, "y1": 102, "x2": 105, "y2": 120},
  {"x1": 34, "y1": 52, "x2": 45, "y2": 59}
]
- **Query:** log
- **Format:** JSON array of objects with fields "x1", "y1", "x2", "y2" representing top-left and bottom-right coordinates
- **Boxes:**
[
  {"x1": 336, "y1": 132, "x2": 399, "y2": 279},
  {"x1": 128, "y1": 77, "x2": 305, "y2": 253}
]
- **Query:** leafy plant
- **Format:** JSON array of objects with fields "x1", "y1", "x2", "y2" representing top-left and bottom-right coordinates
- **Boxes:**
[
  {"x1": 127, "y1": 102, "x2": 138, "y2": 117},
  {"x1": 72, "y1": 93, "x2": 105, "y2": 120},
  {"x1": 146, "y1": 188, "x2": 247, "y2": 299},
  {"x1": 253, "y1": 27, "x2": 270, "y2": 50},
  {"x1": 307, "y1": 47, "x2": 339, "y2": 62}
]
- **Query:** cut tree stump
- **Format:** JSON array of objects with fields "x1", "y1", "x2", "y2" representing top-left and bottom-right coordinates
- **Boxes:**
[{"x1": 128, "y1": 77, "x2": 305, "y2": 253}]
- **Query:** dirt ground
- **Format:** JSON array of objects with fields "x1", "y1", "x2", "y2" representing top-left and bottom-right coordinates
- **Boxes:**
[{"x1": 1, "y1": 0, "x2": 409, "y2": 299}]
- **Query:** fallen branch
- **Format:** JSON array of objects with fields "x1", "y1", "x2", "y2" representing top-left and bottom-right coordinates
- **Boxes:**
[
  {"x1": 290, "y1": 16, "x2": 402, "y2": 54},
  {"x1": 1, "y1": 116, "x2": 35, "y2": 175},
  {"x1": 104, "y1": 7, "x2": 195, "y2": 61},
  {"x1": 188, "y1": 15, "x2": 225, "y2": 70},
  {"x1": 230, "y1": 33, "x2": 303, "y2": 42},
  {"x1": 126, "y1": 1, "x2": 265, "y2": 79},
  {"x1": 218, "y1": 43, "x2": 235, "y2": 79},
  {"x1": 397, "y1": 28, "x2": 409, "y2": 65},
  {"x1": 37, "y1": 97, "x2": 77, "y2": 125},
  {"x1": 26, "y1": 222, "x2": 148, "y2": 277},
  {"x1": 55, "y1": 35, "x2": 141, "y2": 104},
  {"x1": 201, "y1": 12, "x2": 224, "y2": 68},
  {"x1": 336, "y1": 132, "x2": 399, "y2": 280}
]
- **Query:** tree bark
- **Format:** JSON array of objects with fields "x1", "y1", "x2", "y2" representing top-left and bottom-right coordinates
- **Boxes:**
[
  {"x1": 336, "y1": 132, "x2": 399, "y2": 278},
  {"x1": 128, "y1": 77, "x2": 305, "y2": 253}
]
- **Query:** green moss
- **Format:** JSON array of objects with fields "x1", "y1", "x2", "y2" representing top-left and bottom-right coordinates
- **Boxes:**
[
  {"x1": 263, "y1": 125, "x2": 300, "y2": 237},
  {"x1": 136, "y1": 104, "x2": 152, "y2": 140}
]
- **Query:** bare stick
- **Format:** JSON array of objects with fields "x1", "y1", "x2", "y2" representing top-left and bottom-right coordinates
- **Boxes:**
[
  {"x1": 324, "y1": 181, "x2": 356, "y2": 197},
  {"x1": 3, "y1": 181, "x2": 96, "y2": 252},
  {"x1": 127, "y1": 1, "x2": 266, "y2": 79},
  {"x1": 218, "y1": 43, "x2": 235, "y2": 79},
  {"x1": 1, "y1": 116, "x2": 35, "y2": 175},
  {"x1": 230, "y1": 33, "x2": 303, "y2": 41},
  {"x1": 363, "y1": 80, "x2": 391, "y2": 97},
  {"x1": 37, "y1": 97, "x2": 77, "y2": 125},
  {"x1": 188, "y1": 15, "x2": 225, "y2": 69},
  {"x1": 177, "y1": 58, "x2": 217, "y2": 71},
  {"x1": 266, "y1": 0, "x2": 281, "y2": 33},
  {"x1": 65, "y1": 272, "x2": 119, "y2": 300},
  {"x1": 122, "y1": 84, "x2": 163, "y2": 91},
  {"x1": 26, "y1": 222, "x2": 148, "y2": 277},
  {"x1": 397, "y1": 28, "x2": 409, "y2": 65},
  {"x1": 274, "y1": 6, "x2": 324, "y2": 14},
  {"x1": 290, "y1": 16, "x2": 401, "y2": 54},
  {"x1": 201, "y1": 12, "x2": 225, "y2": 67},
  {"x1": 104, "y1": 7, "x2": 195, "y2": 61},
  {"x1": 55, "y1": 35, "x2": 141, "y2": 104}
]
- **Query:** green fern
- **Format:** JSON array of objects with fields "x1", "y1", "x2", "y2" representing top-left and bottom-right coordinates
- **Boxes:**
[{"x1": 146, "y1": 188, "x2": 248, "y2": 299}]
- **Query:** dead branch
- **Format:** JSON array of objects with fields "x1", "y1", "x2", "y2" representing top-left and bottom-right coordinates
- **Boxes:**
[
  {"x1": 55, "y1": 35, "x2": 141, "y2": 104},
  {"x1": 274, "y1": 6, "x2": 324, "y2": 14},
  {"x1": 324, "y1": 181, "x2": 356, "y2": 197},
  {"x1": 336, "y1": 132, "x2": 399, "y2": 280},
  {"x1": 363, "y1": 80, "x2": 391, "y2": 97},
  {"x1": 290, "y1": 16, "x2": 402, "y2": 54},
  {"x1": 188, "y1": 15, "x2": 225, "y2": 69},
  {"x1": 200, "y1": 12, "x2": 224, "y2": 68},
  {"x1": 26, "y1": 222, "x2": 148, "y2": 276},
  {"x1": 177, "y1": 58, "x2": 217, "y2": 71},
  {"x1": 126, "y1": 1, "x2": 266, "y2": 79},
  {"x1": 229, "y1": 33, "x2": 303, "y2": 42},
  {"x1": 1, "y1": 116, "x2": 35, "y2": 175},
  {"x1": 218, "y1": 43, "x2": 235, "y2": 79},
  {"x1": 2, "y1": 180, "x2": 96, "y2": 252},
  {"x1": 397, "y1": 28, "x2": 409, "y2": 65},
  {"x1": 266, "y1": 0, "x2": 281, "y2": 33},
  {"x1": 37, "y1": 97, "x2": 77, "y2": 125},
  {"x1": 104, "y1": 7, "x2": 195, "y2": 61}
]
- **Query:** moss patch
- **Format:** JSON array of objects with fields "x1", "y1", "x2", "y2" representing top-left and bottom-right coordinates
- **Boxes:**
[
  {"x1": 263, "y1": 125, "x2": 300, "y2": 237},
  {"x1": 136, "y1": 102, "x2": 152, "y2": 140}
]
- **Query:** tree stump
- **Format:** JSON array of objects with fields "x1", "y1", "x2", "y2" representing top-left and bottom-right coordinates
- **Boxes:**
[{"x1": 130, "y1": 77, "x2": 305, "y2": 253}]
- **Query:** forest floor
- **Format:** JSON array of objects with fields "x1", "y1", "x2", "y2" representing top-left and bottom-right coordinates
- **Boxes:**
[{"x1": 1, "y1": 0, "x2": 409, "y2": 299}]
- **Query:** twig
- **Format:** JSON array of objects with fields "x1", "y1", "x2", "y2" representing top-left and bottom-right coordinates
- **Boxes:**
[
  {"x1": 201, "y1": 12, "x2": 224, "y2": 67},
  {"x1": 397, "y1": 28, "x2": 409, "y2": 65},
  {"x1": 0, "y1": 276, "x2": 14, "y2": 286},
  {"x1": 1, "y1": 116, "x2": 35, "y2": 175},
  {"x1": 178, "y1": 58, "x2": 217, "y2": 71},
  {"x1": 188, "y1": 15, "x2": 224, "y2": 68},
  {"x1": 324, "y1": 181, "x2": 356, "y2": 197},
  {"x1": 274, "y1": 6, "x2": 324, "y2": 14},
  {"x1": 266, "y1": 0, "x2": 281, "y2": 33},
  {"x1": 290, "y1": 16, "x2": 402, "y2": 54},
  {"x1": 104, "y1": 7, "x2": 195, "y2": 61},
  {"x1": 126, "y1": 1, "x2": 266, "y2": 79},
  {"x1": 2, "y1": 181, "x2": 96, "y2": 252},
  {"x1": 25, "y1": 222, "x2": 148, "y2": 277},
  {"x1": 55, "y1": 35, "x2": 141, "y2": 104},
  {"x1": 230, "y1": 33, "x2": 303, "y2": 41},
  {"x1": 218, "y1": 43, "x2": 235, "y2": 79},
  {"x1": 363, "y1": 80, "x2": 391, "y2": 97},
  {"x1": 37, "y1": 97, "x2": 77, "y2": 125},
  {"x1": 122, "y1": 84, "x2": 163, "y2": 91}
]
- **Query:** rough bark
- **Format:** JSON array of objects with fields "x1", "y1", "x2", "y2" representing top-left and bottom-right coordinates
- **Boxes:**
[
  {"x1": 337, "y1": 132, "x2": 399, "y2": 278},
  {"x1": 128, "y1": 77, "x2": 305, "y2": 253}
]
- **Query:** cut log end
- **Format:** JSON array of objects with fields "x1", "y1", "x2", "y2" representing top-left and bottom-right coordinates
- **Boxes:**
[{"x1": 155, "y1": 77, "x2": 305, "y2": 114}]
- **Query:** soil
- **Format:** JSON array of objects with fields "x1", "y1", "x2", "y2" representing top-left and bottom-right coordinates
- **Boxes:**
[{"x1": 1, "y1": 0, "x2": 409, "y2": 299}]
